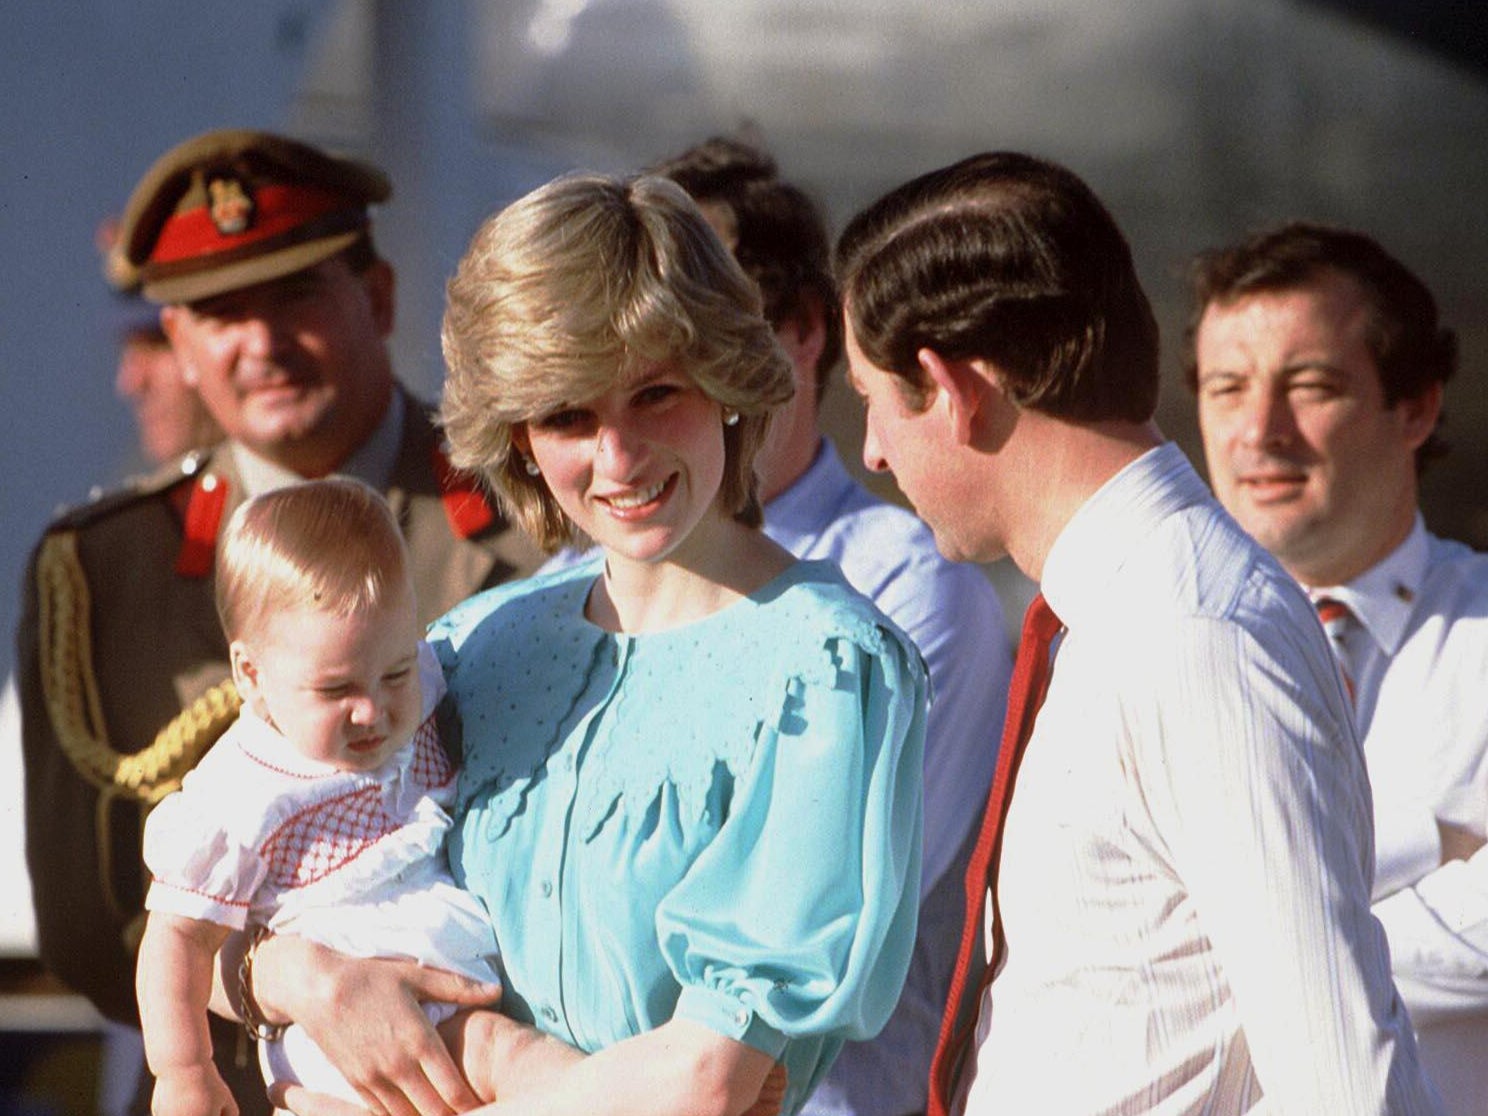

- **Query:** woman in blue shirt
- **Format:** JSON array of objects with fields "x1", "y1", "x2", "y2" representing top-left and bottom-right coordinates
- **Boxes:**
[{"x1": 251, "y1": 173, "x2": 926, "y2": 1116}]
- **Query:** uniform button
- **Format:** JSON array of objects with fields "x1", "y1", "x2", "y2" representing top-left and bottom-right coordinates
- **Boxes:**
[
  {"x1": 541, "y1": 1005, "x2": 558, "y2": 1023},
  {"x1": 540, "y1": 880, "x2": 553, "y2": 897}
]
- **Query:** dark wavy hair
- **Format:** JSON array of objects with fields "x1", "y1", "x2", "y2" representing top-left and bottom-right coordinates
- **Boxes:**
[{"x1": 835, "y1": 151, "x2": 1159, "y2": 421}]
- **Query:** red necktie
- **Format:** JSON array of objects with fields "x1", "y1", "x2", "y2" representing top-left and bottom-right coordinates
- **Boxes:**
[
  {"x1": 1314, "y1": 597, "x2": 1356, "y2": 703},
  {"x1": 927, "y1": 593, "x2": 1063, "y2": 1116}
]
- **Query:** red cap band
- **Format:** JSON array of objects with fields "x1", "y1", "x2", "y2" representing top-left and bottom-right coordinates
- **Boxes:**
[{"x1": 151, "y1": 184, "x2": 349, "y2": 265}]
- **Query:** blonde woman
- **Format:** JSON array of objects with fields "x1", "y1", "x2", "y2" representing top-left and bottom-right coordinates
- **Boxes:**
[{"x1": 248, "y1": 174, "x2": 927, "y2": 1116}]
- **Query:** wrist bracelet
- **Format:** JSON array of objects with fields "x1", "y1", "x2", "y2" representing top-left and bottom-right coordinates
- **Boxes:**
[{"x1": 237, "y1": 925, "x2": 287, "y2": 1043}]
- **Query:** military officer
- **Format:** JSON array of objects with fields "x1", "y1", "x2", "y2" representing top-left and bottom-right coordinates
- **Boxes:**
[{"x1": 15, "y1": 129, "x2": 542, "y2": 1115}]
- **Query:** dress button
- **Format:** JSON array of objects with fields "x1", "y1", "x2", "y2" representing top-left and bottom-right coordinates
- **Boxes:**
[
  {"x1": 540, "y1": 880, "x2": 553, "y2": 897},
  {"x1": 542, "y1": 1005, "x2": 558, "y2": 1023},
  {"x1": 733, "y1": 1008, "x2": 749, "y2": 1027}
]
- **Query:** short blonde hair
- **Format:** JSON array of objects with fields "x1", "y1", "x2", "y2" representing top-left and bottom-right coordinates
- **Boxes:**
[
  {"x1": 440, "y1": 172, "x2": 794, "y2": 552},
  {"x1": 215, "y1": 477, "x2": 411, "y2": 642}
]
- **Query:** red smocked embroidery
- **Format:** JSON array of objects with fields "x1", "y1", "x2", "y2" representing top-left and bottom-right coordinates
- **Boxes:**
[
  {"x1": 262, "y1": 786, "x2": 396, "y2": 889},
  {"x1": 409, "y1": 716, "x2": 453, "y2": 790},
  {"x1": 259, "y1": 715, "x2": 448, "y2": 889}
]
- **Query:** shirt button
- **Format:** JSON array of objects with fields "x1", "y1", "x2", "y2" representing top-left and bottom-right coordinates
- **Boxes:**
[
  {"x1": 540, "y1": 880, "x2": 553, "y2": 898},
  {"x1": 541, "y1": 1005, "x2": 558, "y2": 1023}
]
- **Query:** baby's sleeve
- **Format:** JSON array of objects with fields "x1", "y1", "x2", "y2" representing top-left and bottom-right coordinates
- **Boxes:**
[{"x1": 143, "y1": 782, "x2": 266, "y2": 931}]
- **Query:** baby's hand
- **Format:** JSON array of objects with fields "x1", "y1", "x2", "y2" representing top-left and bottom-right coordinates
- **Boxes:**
[{"x1": 152, "y1": 1062, "x2": 238, "y2": 1116}]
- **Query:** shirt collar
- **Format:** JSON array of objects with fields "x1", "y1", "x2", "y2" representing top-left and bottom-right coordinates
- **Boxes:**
[
  {"x1": 1040, "y1": 442, "x2": 1210, "y2": 627},
  {"x1": 1306, "y1": 513, "x2": 1427, "y2": 657},
  {"x1": 231, "y1": 388, "x2": 404, "y2": 497}
]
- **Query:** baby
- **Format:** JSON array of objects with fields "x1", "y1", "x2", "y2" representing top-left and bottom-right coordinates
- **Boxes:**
[{"x1": 136, "y1": 478, "x2": 502, "y2": 1116}]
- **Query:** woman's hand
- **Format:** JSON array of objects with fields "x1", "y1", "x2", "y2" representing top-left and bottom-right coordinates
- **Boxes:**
[{"x1": 252, "y1": 934, "x2": 501, "y2": 1116}]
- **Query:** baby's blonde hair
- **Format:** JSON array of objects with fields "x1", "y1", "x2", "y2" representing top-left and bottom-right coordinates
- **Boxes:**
[{"x1": 215, "y1": 477, "x2": 411, "y2": 642}]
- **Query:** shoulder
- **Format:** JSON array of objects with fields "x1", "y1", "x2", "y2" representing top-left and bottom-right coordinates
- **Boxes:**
[
  {"x1": 1422, "y1": 533, "x2": 1488, "y2": 607},
  {"x1": 1109, "y1": 498, "x2": 1304, "y2": 629},
  {"x1": 25, "y1": 448, "x2": 229, "y2": 591},
  {"x1": 153, "y1": 727, "x2": 262, "y2": 837},
  {"x1": 39, "y1": 449, "x2": 212, "y2": 537},
  {"x1": 777, "y1": 458, "x2": 933, "y2": 573},
  {"x1": 1071, "y1": 502, "x2": 1330, "y2": 703},
  {"x1": 813, "y1": 487, "x2": 937, "y2": 574},
  {"x1": 756, "y1": 561, "x2": 928, "y2": 684},
  {"x1": 1391, "y1": 534, "x2": 1488, "y2": 668},
  {"x1": 429, "y1": 563, "x2": 590, "y2": 655}
]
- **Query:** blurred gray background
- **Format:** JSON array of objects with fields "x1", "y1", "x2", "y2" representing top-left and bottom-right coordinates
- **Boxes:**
[{"x1": 4, "y1": 0, "x2": 1487, "y2": 688}]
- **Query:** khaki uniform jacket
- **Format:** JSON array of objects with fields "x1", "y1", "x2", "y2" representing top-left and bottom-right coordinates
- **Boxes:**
[{"x1": 16, "y1": 394, "x2": 541, "y2": 1111}]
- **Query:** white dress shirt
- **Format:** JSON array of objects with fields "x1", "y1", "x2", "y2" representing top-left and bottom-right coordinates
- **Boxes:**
[
  {"x1": 959, "y1": 442, "x2": 1440, "y2": 1116},
  {"x1": 1309, "y1": 517, "x2": 1488, "y2": 1116}
]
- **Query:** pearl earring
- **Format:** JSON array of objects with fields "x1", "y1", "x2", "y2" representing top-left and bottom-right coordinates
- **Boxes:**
[
  {"x1": 722, "y1": 408, "x2": 740, "y2": 427},
  {"x1": 524, "y1": 457, "x2": 541, "y2": 477}
]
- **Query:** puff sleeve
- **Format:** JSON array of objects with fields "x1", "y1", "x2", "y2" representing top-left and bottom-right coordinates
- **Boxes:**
[
  {"x1": 656, "y1": 626, "x2": 926, "y2": 1096},
  {"x1": 143, "y1": 776, "x2": 266, "y2": 931}
]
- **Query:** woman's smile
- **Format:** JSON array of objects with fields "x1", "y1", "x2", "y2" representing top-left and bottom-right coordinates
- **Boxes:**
[{"x1": 597, "y1": 475, "x2": 675, "y2": 515}]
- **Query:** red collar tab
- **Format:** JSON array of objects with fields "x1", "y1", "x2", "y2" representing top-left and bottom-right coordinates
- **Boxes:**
[
  {"x1": 432, "y1": 446, "x2": 496, "y2": 540},
  {"x1": 174, "y1": 473, "x2": 230, "y2": 578},
  {"x1": 151, "y1": 183, "x2": 351, "y2": 265}
]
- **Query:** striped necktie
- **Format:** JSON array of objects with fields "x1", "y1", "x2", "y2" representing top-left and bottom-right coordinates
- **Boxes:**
[
  {"x1": 927, "y1": 593, "x2": 1063, "y2": 1116},
  {"x1": 1315, "y1": 597, "x2": 1356, "y2": 703}
]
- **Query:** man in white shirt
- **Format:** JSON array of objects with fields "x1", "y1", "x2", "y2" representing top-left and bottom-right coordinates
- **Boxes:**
[
  {"x1": 651, "y1": 137, "x2": 1015, "y2": 1116},
  {"x1": 835, "y1": 152, "x2": 1440, "y2": 1114},
  {"x1": 1188, "y1": 221, "x2": 1486, "y2": 1116}
]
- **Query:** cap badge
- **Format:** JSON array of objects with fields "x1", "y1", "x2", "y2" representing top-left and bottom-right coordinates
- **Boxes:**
[{"x1": 207, "y1": 176, "x2": 255, "y2": 236}]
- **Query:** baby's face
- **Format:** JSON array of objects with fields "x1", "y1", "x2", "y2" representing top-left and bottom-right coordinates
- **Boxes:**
[{"x1": 236, "y1": 584, "x2": 423, "y2": 772}]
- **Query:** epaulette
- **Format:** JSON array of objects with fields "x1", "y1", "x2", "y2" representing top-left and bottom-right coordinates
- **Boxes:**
[
  {"x1": 34, "y1": 444, "x2": 242, "y2": 810},
  {"x1": 43, "y1": 448, "x2": 215, "y2": 534}
]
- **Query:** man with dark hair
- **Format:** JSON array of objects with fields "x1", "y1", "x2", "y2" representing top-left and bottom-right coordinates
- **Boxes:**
[
  {"x1": 16, "y1": 129, "x2": 541, "y2": 1115},
  {"x1": 837, "y1": 152, "x2": 1439, "y2": 1114},
  {"x1": 1188, "y1": 222, "x2": 1485, "y2": 1116},
  {"x1": 653, "y1": 136, "x2": 1013, "y2": 1116}
]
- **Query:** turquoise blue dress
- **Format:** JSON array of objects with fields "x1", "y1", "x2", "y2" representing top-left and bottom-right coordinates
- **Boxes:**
[{"x1": 431, "y1": 559, "x2": 927, "y2": 1114}]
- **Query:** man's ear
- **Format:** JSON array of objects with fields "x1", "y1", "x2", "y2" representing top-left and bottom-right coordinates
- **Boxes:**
[
  {"x1": 159, "y1": 306, "x2": 198, "y2": 386},
  {"x1": 363, "y1": 259, "x2": 396, "y2": 337},
  {"x1": 916, "y1": 347, "x2": 989, "y2": 445},
  {"x1": 1398, "y1": 380, "x2": 1444, "y2": 453},
  {"x1": 777, "y1": 294, "x2": 828, "y2": 378}
]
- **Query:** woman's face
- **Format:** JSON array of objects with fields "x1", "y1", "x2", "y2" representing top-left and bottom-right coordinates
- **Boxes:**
[{"x1": 518, "y1": 361, "x2": 730, "y2": 566}]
